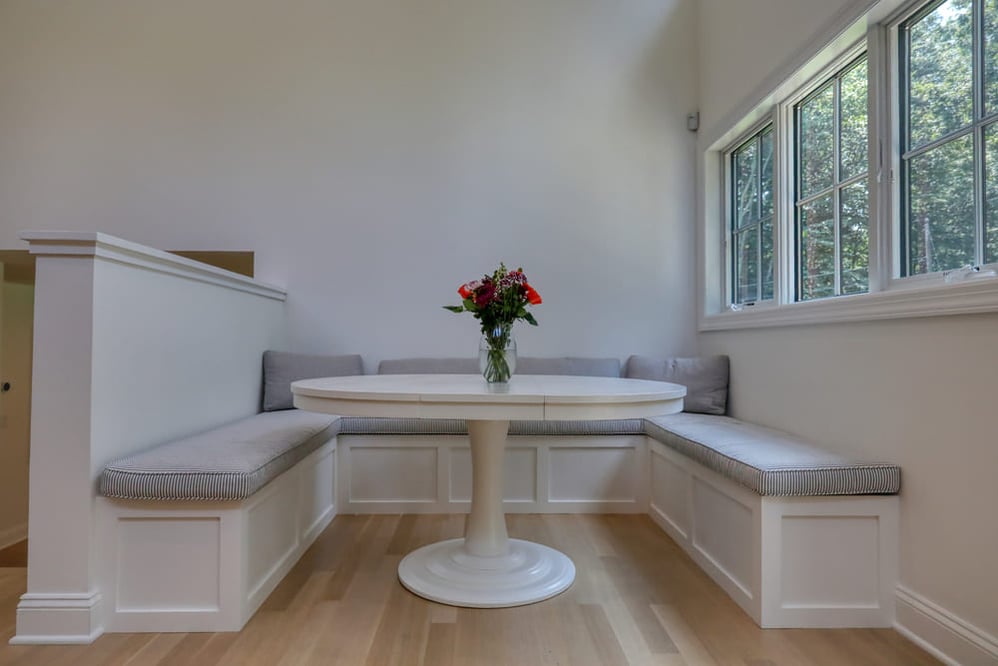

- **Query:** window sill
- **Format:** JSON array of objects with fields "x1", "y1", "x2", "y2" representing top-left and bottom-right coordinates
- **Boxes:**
[{"x1": 698, "y1": 276, "x2": 998, "y2": 331}]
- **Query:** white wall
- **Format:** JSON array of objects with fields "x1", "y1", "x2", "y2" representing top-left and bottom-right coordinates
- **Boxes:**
[
  {"x1": 699, "y1": 0, "x2": 998, "y2": 659},
  {"x1": 0, "y1": 279, "x2": 33, "y2": 548},
  {"x1": 0, "y1": 0, "x2": 699, "y2": 368},
  {"x1": 697, "y1": 0, "x2": 866, "y2": 138}
]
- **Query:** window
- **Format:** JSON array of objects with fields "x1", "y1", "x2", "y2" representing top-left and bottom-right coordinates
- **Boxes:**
[
  {"x1": 795, "y1": 56, "x2": 869, "y2": 300},
  {"x1": 900, "y1": 0, "x2": 998, "y2": 275},
  {"x1": 728, "y1": 125, "x2": 774, "y2": 305},
  {"x1": 703, "y1": 0, "x2": 998, "y2": 330}
]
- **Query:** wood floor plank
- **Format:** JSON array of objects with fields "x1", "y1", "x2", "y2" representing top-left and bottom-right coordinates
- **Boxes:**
[
  {"x1": 0, "y1": 543, "x2": 27, "y2": 568},
  {"x1": 0, "y1": 515, "x2": 943, "y2": 666},
  {"x1": 422, "y1": 622, "x2": 456, "y2": 666},
  {"x1": 120, "y1": 633, "x2": 186, "y2": 666},
  {"x1": 580, "y1": 603, "x2": 630, "y2": 666},
  {"x1": 601, "y1": 555, "x2": 679, "y2": 654},
  {"x1": 651, "y1": 604, "x2": 721, "y2": 666}
]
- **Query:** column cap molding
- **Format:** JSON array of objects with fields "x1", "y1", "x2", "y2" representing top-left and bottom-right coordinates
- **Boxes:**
[{"x1": 20, "y1": 231, "x2": 286, "y2": 301}]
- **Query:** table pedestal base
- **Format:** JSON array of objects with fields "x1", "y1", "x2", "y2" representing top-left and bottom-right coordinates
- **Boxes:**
[{"x1": 398, "y1": 537, "x2": 576, "y2": 608}]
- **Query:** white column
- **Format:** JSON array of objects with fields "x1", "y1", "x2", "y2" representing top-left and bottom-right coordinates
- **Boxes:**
[
  {"x1": 13, "y1": 251, "x2": 103, "y2": 644},
  {"x1": 463, "y1": 419, "x2": 510, "y2": 557}
]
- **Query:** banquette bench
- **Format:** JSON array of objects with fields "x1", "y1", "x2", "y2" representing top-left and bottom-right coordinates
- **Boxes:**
[{"x1": 96, "y1": 351, "x2": 900, "y2": 633}]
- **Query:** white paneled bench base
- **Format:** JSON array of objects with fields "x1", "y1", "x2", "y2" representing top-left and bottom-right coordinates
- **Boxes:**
[
  {"x1": 645, "y1": 413, "x2": 900, "y2": 629},
  {"x1": 336, "y1": 418, "x2": 649, "y2": 514},
  {"x1": 94, "y1": 411, "x2": 338, "y2": 634}
]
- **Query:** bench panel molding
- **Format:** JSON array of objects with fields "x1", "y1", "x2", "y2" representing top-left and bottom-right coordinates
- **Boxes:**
[
  {"x1": 649, "y1": 439, "x2": 898, "y2": 628},
  {"x1": 338, "y1": 434, "x2": 649, "y2": 514},
  {"x1": 96, "y1": 440, "x2": 336, "y2": 634}
]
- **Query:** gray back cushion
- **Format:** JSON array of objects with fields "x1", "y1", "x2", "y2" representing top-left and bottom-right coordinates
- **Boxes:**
[
  {"x1": 516, "y1": 357, "x2": 620, "y2": 377},
  {"x1": 624, "y1": 355, "x2": 729, "y2": 415},
  {"x1": 378, "y1": 357, "x2": 479, "y2": 374},
  {"x1": 263, "y1": 350, "x2": 364, "y2": 411},
  {"x1": 378, "y1": 356, "x2": 620, "y2": 377}
]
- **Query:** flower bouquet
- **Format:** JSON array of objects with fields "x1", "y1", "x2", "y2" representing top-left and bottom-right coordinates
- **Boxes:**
[{"x1": 444, "y1": 263, "x2": 542, "y2": 384}]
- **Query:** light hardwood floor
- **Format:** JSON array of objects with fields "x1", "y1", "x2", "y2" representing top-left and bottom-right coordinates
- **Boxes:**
[{"x1": 0, "y1": 514, "x2": 940, "y2": 665}]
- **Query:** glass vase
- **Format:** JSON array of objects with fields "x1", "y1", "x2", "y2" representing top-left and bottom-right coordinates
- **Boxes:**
[{"x1": 479, "y1": 325, "x2": 517, "y2": 386}]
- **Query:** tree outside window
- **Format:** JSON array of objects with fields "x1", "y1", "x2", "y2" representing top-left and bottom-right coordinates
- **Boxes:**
[
  {"x1": 795, "y1": 56, "x2": 869, "y2": 301},
  {"x1": 902, "y1": 0, "x2": 998, "y2": 274},
  {"x1": 729, "y1": 126, "x2": 774, "y2": 305}
]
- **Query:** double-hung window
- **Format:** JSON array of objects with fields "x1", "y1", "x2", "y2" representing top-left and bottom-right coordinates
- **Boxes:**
[
  {"x1": 705, "y1": 0, "x2": 998, "y2": 328},
  {"x1": 728, "y1": 125, "x2": 774, "y2": 305},
  {"x1": 795, "y1": 56, "x2": 869, "y2": 300},
  {"x1": 900, "y1": 0, "x2": 998, "y2": 275}
]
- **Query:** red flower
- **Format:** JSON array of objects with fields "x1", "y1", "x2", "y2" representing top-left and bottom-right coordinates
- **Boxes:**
[
  {"x1": 524, "y1": 284, "x2": 542, "y2": 305},
  {"x1": 458, "y1": 284, "x2": 472, "y2": 299},
  {"x1": 474, "y1": 281, "x2": 496, "y2": 307}
]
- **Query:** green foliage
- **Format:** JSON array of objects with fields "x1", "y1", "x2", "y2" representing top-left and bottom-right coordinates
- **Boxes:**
[
  {"x1": 732, "y1": 127, "x2": 774, "y2": 303},
  {"x1": 903, "y1": 0, "x2": 998, "y2": 273},
  {"x1": 797, "y1": 56, "x2": 870, "y2": 300}
]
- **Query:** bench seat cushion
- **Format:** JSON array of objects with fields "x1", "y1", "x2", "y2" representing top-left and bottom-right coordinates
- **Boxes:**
[
  {"x1": 338, "y1": 417, "x2": 644, "y2": 437},
  {"x1": 644, "y1": 413, "x2": 900, "y2": 496},
  {"x1": 100, "y1": 411, "x2": 340, "y2": 501}
]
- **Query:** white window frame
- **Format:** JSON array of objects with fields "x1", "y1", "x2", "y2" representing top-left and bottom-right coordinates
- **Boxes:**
[
  {"x1": 723, "y1": 117, "x2": 778, "y2": 310},
  {"x1": 699, "y1": 0, "x2": 998, "y2": 332},
  {"x1": 784, "y1": 46, "x2": 871, "y2": 302}
]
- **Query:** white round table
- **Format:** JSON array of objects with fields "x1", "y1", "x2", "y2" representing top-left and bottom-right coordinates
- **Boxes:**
[{"x1": 291, "y1": 374, "x2": 686, "y2": 608}]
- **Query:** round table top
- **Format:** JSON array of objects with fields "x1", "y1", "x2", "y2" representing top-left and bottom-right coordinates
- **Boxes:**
[{"x1": 291, "y1": 373, "x2": 686, "y2": 421}]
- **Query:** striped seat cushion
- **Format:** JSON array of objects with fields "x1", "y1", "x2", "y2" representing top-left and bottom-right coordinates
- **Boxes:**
[
  {"x1": 100, "y1": 411, "x2": 341, "y2": 501},
  {"x1": 338, "y1": 417, "x2": 644, "y2": 437},
  {"x1": 644, "y1": 413, "x2": 900, "y2": 496}
]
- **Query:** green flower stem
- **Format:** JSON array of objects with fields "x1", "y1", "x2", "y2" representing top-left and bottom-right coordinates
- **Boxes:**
[{"x1": 482, "y1": 326, "x2": 513, "y2": 383}]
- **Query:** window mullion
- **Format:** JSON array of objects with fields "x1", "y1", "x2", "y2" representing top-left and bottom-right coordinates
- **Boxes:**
[
  {"x1": 975, "y1": 0, "x2": 986, "y2": 267},
  {"x1": 756, "y1": 134, "x2": 764, "y2": 302},
  {"x1": 834, "y1": 74, "x2": 843, "y2": 296}
]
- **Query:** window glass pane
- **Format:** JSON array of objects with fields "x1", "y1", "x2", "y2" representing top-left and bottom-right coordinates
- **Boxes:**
[
  {"x1": 907, "y1": 0, "x2": 973, "y2": 150},
  {"x1": 840, "y1": 180, "x2": 870, "y2": 294},
  {"x1": 840, "y1": 58, "x2": 868, "y2": 182},
  {"x1": 735, "y1": 228, "x2": 759, "y2": 303},
  {"x1": 760, "y1": 128, "x2": 774, "y2": 219},
  {"x1": 761, "y1": 215, "x2": 775, "y2": 299},
  {"x1": 985, "y1": 0, "x2": 998, "y2": 116},
  {"x1": 799, "y1": 195, "x2": 836, "y2": 300},
  {"x1": 907, "y1": 134, "x2": 975, "y2": 274},
  {"x1": 985, "y1": 121, "x2": 998, "y2": 263},
  {"x1": 799, "y1": 84, "x2": 835, "y2": 198},
  {"x1": 734, "y1": 139, "x2": 759, "y2": 229}
]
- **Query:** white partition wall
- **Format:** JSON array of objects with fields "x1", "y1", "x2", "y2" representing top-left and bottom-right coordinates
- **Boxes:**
[{"x1": 13, "y1": 232, "x2": 287, "y2": 644}]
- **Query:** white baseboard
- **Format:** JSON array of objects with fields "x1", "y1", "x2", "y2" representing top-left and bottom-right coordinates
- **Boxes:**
[
  {"x1": 895, "y1": 585, "x2": 998, "y2": 666},
  {"x1": 0, "y1": 523, "x2": 27, "y2": 550},
  {"x1": 10, "y1": 591, "x2": 103, "y2": 645}
]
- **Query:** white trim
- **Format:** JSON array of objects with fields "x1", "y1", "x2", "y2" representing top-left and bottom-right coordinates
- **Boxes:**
[
  {"x1": 0, "y1": 523, "x2": 26, "y2": 550},
  {"x1": 8, "y1": 631, "x2": 104, "y2": 646},
  {"x1": 895, "y1": 585, "x2": 998, "y2": 666},
  {"x1": 19, "y1": 231, "x2": 286, "y2": 301},
  {"x1": 10, "y1": 591, "x2": 103, "y2": 645},
  {"x1": 700, "y1": 273, "x2": 998, "y2": 330}
]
